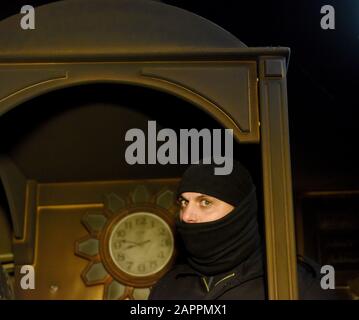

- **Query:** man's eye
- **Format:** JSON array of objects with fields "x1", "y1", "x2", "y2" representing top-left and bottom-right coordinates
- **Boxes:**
[
  {"x1": 200, "y1": 199, "x2": 211, "y2": 207},
  {"x1": 178, "y1": 199, "x2": 187, "y2": 207}
]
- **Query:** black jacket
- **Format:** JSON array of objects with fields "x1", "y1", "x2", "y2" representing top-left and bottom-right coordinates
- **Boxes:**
[{"x1": 149, "y1": 250, "x2": 338, "y2": 300}]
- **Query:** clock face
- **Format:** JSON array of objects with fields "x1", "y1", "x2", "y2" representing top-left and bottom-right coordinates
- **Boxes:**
[{"x1": 108, "y1": 212, "x2": 174, "y2": 277}]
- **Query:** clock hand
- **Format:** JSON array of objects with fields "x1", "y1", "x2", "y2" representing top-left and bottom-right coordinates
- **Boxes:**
[
  {"x1": 138, "y1": 239, "x2": 151, "y2": 246},
  {"x1": 123, "y1": 240, "x2": 151, "y2": 250},
  {"x1": 119, "y1": 239, "x2": 140, "y2": 245},
  {"x1": 123, "y1": 244, "x2": 138, "y2": 250}
]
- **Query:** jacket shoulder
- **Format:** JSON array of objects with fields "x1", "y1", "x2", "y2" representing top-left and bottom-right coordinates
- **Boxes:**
[{"x1": 148, "y1": 264, "x2": 194, "y2": 300}]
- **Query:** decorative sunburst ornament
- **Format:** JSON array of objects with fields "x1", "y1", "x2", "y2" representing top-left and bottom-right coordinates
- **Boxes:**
[{"x1": 75, "y1": 183, "x2": 178, "y2": 300}]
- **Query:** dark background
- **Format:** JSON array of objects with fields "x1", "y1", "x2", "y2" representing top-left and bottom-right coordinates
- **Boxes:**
[{"x1": 1, "y1": 0, "x2": 358, "y2": 193}]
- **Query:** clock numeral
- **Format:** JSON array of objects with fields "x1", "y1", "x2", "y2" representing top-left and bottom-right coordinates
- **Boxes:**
[
  {"x1": 158, "y1": 227, "x2": 166, "y2": 236},
  {"x1": 150, "y1": 260, "x2": 158, "y2": 269},
  {"x1": 114, "y1": 241, "x2": 122, "y2": 249},
  {"x1": 138, "y1": 264, "x2": 146, "y2": 273},
  {"x1": 116, "y1": 253, "x2": 125, "y2": 261},
  {"x1": 126, "y1": 261, "x2": 133, "y2": 270},
  {"x1": 157, "y1": 251, "x2": 164, "y2": 259},
  {"x1": 160, "y1": 238, "x2": 171, "y2": 247},
  {"x1": 124, "y1": 221, "x2": 132, "y2": 229},
  {"x1": 116, "y1": 229, "x2": 126, "y2": 238},
  {"x1": 135, "y1": 217, "x2": 147, "y2": 225},
  {"x1": 150, "y1": 220, "x2": 156, "y2": 228}
]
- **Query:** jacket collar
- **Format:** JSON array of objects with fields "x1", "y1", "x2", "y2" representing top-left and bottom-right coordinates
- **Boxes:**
[{"x1": 174, "y1": 246, "x2": 265, "y2": 298}]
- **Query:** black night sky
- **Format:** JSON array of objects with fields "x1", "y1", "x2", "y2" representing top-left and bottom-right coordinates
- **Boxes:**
[{"x1": 1, "y1": 0, "x2": 358, "y2": 193}]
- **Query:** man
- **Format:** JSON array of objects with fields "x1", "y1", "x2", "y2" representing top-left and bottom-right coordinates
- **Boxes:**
[{"x1": 149, "y1": 160, "x2": 337, "y2": 300}]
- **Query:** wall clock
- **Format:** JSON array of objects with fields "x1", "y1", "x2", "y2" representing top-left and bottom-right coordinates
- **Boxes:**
[{"x1": 101, "y1": 206, "x2": 175, "y2": 287}]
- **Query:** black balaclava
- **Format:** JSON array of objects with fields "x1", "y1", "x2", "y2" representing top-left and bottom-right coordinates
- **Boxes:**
[{"x1": 175, "y1": 160, "x2": 261, "y2": 275}]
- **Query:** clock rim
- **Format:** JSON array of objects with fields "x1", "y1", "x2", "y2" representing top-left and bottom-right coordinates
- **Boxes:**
[{"x1": 100, "y1": 204, "x2": 177, "y2": 287}]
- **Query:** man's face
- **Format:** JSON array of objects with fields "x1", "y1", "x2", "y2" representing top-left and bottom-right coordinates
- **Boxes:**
[{"x1": 178, "y1": 192, "x2": 234, "y2": 223}]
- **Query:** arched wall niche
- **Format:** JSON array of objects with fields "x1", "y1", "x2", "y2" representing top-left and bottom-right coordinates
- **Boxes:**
[{"x1": 0, "y1": 82, "x2": 261, "y2": 183}]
